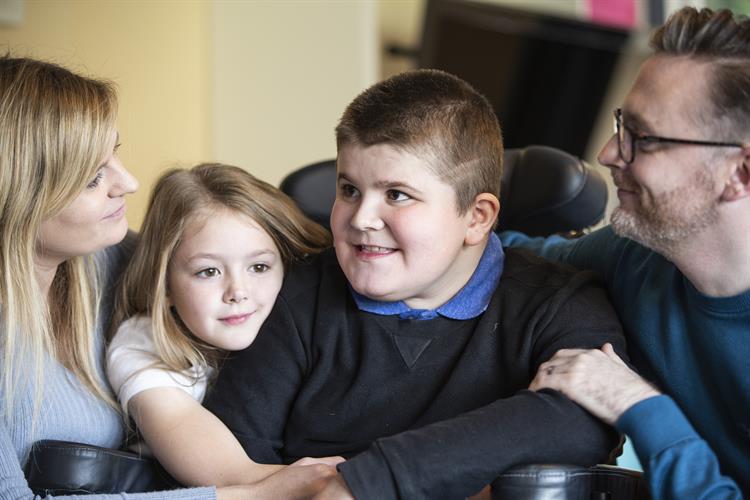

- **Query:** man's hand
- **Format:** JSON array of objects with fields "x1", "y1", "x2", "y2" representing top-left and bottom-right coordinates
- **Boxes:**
[
  {"x1": 530, "y1": 343, "x2": 661, "y2": 424},
  {"x1": 312, "y1": 473, "x2": 355, "y2": 500}
]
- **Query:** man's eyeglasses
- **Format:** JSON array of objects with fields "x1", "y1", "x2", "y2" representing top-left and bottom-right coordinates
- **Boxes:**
[{"x1": 613, "y1": 108, "x2": 745, "y2": 164}]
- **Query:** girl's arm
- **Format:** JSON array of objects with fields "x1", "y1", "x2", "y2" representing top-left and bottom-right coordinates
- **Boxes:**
[
  {"x1": 129, "y1": 387, "x2": 283, "y2": 487},
  {"x1": 130, "y1": 388, "x2": 341, "y2": 498}
]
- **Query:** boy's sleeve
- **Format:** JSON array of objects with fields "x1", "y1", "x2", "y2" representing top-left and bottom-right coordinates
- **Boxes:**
[
  {"x1": 618, "y1": 396, "x2": 743, "y2": 499},
  {"x1": 203, "y1": 296, "x2": 307, "y2": 464},
  {"x1": 338, "y1": 271, "x2": 626, "y2": 499}
]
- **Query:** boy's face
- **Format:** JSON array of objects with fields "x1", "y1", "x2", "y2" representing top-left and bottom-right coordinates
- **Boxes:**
[{"x1": 331, "y1": 144, "x2": 479, "y2": 310}]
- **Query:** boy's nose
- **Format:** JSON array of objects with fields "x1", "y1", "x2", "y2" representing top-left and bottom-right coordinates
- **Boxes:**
[{"x1": 350, "y1": 199, "x2": 384, "y2": 232}]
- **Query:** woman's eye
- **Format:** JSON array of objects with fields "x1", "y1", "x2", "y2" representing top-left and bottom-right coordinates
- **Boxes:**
[
  {"x1": 196, "y1": 267, "x2": 220, "y2": 278},
  {"x1": 386, "y1": 190, "x2": 410, "y2": 202},
  {"x1": 87, "y1": 170, "x2": 104, "y2": 189},
  {"x1": 250, "y1": 263, "x2": 270, "y2": 273},
  {"x1": 339, "y1": 183, "x2": 359, "y2": 199}
]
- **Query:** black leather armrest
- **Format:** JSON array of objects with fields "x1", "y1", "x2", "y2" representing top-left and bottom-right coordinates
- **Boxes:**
[
  {"x1": 24, "y1": 440, "x2": 177, "y2": 494},
  {"x1": 491, "y1": 464, "x2": 650, "y2": 500}
]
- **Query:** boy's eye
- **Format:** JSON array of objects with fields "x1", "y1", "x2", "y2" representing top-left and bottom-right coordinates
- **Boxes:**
[
  {"x1": 196, "y1": 267, "x2": 220, "y2": 278},
  {"x1": 386, "y1": 189, "x2": 410, "y2": 202},
  {"x1": 250, "y1": 263, "x2": 270, "y2": 273},
  {"x1": 87, "y1": 170, "x2": 104, "y2": 190},
  {"x1": 338, "y1": 183, "x2": 359, "y2": 199}
]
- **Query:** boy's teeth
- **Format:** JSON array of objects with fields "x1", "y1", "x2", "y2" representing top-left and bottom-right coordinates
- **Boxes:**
[{"x1": 360, "y1": 245, "x2": 391, "y2": 253}]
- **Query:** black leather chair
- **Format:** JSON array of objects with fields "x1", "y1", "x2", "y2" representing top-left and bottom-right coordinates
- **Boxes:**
[
  {"x1": 491, "y1": 464, "x2": 650, "y2": 500},
  {"x1": 279, "y1": 145, "x2": 608, "y2": 237},
  {"x1": 24, "y1": 440, "x2": 177, "y2": 494}
]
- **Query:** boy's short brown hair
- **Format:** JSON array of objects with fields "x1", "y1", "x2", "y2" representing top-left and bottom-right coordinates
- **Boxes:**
[{"x1": 336, "y1": 69, "x2": 503, "y2": 214}]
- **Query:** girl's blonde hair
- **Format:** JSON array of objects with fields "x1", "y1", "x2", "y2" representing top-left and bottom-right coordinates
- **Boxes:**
[
  {"x1": 112, "y1": 163, "x2": 331, "y2": 378},
  {"x1": 0, "y1": 56, "x2": 119, "y2": 414}
]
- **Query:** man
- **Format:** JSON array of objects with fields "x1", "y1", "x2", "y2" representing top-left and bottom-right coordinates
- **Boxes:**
[{"x1": 502, "y1": 7, "x2": 749, "y2": 498}]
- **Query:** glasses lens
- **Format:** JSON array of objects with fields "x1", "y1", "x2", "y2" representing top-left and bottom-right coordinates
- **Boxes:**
[{"x1": 614, "y1": 110, "x2": 632, "y2": 163}]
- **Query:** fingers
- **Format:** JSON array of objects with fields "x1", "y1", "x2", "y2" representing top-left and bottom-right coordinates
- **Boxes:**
[
  {"x1": 292, "y1": 456, "x2": 346, "y2": 467},
  {"x1": 601, "y1": 342, "x2": 628, "y2": 367},
  {"x1": 530, "y1": 360, "x2": 566, "y2": 392}
]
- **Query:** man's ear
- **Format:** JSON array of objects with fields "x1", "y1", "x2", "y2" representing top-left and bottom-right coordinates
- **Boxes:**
[
  {"x1": 720, "y1": 146, "x2": 750, "y2": 202},
  {"x1": 465, "y1": 193, "x2": 500, "y2": 246}
]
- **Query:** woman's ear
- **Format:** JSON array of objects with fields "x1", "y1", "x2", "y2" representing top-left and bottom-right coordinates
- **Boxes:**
[{"x1": 465, "y1": 193, "x2": 500, "y2": 246}]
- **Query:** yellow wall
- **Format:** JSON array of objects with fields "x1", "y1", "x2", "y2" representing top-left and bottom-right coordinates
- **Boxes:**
[
  {"x1": 0, "y1": 0, "x2": 212, "y2": 230},
  {"x1": 0, "y1": 0, "x2": 377, "y2": 229},
  {"x1": 211, "y1": 1, "x2": 377, "y2": 187}
]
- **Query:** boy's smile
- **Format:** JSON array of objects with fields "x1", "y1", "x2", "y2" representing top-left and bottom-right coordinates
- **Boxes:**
[{"x1": 331, "y1": 144, "x2": 486, "y2": 310}]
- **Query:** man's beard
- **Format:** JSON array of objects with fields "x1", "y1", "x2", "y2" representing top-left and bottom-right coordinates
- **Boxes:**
[{"x1": 610, "y1": 167, "x2": 719, "y2": 256}]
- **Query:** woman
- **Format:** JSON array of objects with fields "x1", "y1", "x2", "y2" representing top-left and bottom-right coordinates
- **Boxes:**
[{"x1": 0, "y1": 56, "x2": 333, "y2": 499}]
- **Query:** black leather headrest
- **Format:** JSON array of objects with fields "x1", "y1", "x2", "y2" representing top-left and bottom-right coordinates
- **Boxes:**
[
  {"x1": 279, "y1": 145, "x2": 608, "y2": 237},
  {"x1": 498, "y1": 145, "x2": 607, "y2": 236},
  {"x1": 279, "y1": 159, "x2": 337, "y2": 230}
]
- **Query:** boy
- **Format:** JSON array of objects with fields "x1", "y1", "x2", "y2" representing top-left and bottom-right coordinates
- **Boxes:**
[{"x1": 205, "y1": 69, "x2": 625, "y2": 499}]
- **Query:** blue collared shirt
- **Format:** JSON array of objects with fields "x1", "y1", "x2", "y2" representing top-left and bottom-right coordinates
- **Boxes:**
[{"x1": 350, "y1": 232, "x2": 505, "y2": 320}]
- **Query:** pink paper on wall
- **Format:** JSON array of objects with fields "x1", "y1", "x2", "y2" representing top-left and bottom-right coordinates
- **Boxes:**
[{"x1": 587, "y1": 0, "x2": 637, "y2": 29}]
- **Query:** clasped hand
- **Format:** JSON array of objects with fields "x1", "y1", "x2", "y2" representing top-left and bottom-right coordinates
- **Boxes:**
[{"x1": 530, "y1": 343, "x2": 661, "y2": 425}]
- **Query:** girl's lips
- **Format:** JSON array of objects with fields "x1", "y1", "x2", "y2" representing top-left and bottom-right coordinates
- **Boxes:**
[{"x1": 219, "y1": 313, "x2": 252, "y2": 325}]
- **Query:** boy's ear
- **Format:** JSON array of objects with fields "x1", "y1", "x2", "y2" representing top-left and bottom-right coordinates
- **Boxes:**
[
  {"x1": 465, "y1": 193, "x2": 500, "y2": 246},
  {"x1": 720, "y1": 146, "x2": 750, "y2": 202}
]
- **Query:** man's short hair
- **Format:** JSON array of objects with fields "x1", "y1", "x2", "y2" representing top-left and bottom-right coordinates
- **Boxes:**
[
  {"x1": 651, "y1": 7, "x2": 750, "y2": 137},
  {"x1": 335, "y1": 69, "x2": 503, "y2": 214}
]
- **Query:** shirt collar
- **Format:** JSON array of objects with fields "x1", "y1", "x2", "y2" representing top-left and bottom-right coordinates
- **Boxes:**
[{"x1": 350, "y1": 232, "x2": 504, "y2": 320}]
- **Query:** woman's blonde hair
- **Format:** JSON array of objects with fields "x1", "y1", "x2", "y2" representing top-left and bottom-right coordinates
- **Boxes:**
[
  {"x1": 112, "y1": 163, "x2": 331, "y2": 379},
  {"x1": 0, "y1": 56, "x2": 119, "y2": 414}
]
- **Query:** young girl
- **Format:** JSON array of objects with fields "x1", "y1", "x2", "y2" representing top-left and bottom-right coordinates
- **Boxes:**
[{"x1": 106, "y1": 163, "x2": 337, "y2": 491}]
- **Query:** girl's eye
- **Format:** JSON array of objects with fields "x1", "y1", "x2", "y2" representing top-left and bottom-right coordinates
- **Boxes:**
[
  {"x1": 196, "y1": 267, "x2": 220, "y2": 278},
  {"x1": 386, "y1": 189, "x2": 410, "y2": 202},
  {"x1": 250, "y1": 263, "x2": 269, "y2": 273},
  {"x1": 114, "y1": 142, "x2": 122, "y2": 154},
  {"x1": 87, "y1": 170, "x2": 104, "y2": 189},
  {"x1": 339, "y1": 183, "x2": 359, "y2": 199}
]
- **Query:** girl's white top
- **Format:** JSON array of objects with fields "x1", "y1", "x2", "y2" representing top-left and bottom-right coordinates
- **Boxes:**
[{"x1": 107, "y1": 315, "x2": 213, "y2": 413}]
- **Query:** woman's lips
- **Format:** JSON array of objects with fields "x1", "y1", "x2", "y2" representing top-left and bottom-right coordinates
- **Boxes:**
[{"x1": 103, "y1": 203, "x2": 125, "y2": 220}]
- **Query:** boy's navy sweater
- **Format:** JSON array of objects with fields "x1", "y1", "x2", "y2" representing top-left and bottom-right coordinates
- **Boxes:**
[{"x1": 205, "y1": 247, "x2": 625, "y2": 499}]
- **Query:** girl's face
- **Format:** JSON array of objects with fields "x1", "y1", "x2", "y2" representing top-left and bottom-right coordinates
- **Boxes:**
[{"x1": 167, "y1": 208, "x2": 284, "y2": 351}]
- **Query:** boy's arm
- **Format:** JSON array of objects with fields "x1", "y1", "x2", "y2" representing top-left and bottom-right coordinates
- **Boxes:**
[
  {"x1": 618, "y1": 396, "x2": 743, "y2": 499},
  {"x1": 336, "y1": 271, "x2": 625, "y2": 499}
]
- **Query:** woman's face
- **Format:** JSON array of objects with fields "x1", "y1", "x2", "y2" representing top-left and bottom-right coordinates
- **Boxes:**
[{"x1": 37, "y1": 131, "x2": 139, "y2": 267}]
